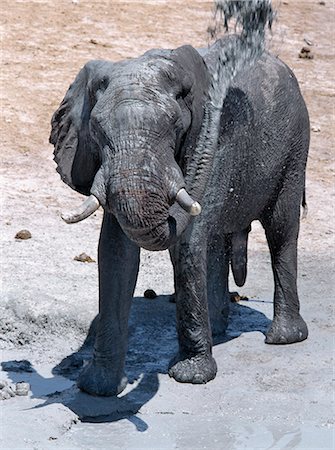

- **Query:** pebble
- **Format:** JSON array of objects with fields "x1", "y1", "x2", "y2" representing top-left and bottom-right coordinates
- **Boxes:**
[
  {"x1": 144, "y1": 289, "x2": 157, "y2": 299},
  {"x1": 74, "y1": 253, "x2": 96, "y2": 263},
  {"x1": 15, "y1": 229, "x2": 32, "y2": 240}
]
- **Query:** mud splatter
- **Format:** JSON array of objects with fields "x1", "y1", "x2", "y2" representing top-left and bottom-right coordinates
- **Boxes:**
[
  {"x1": 208, "y1": 0, "x2": 275, "y2": 107},
  {"x1": 186, "y1": 0, "x2": 275, "y2": 193}
]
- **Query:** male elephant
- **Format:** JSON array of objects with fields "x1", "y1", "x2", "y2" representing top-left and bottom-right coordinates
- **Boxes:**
[{"x1": 50, "y1": 36, "x2": 309, "y2": 396}]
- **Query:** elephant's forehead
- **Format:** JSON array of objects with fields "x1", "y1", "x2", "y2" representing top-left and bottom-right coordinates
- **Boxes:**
[{"x1": 111, "y1": 55, "x2": 175, "y2": 86}]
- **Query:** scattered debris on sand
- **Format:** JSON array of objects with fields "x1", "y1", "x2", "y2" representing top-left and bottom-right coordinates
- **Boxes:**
[{"x1": 299, "y1": 46, "x2": 314, "y2": 59}]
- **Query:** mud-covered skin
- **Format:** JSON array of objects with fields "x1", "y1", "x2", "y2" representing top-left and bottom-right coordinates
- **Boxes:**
[
  {"x1": 265, "y1": 315, "x2": 308, "y2": 345},
  {"x1": 77, "y1": 359, "x2": 128, "y2": 397},
  {"x1": 168, "y1": 353, "x2": 217, "y2": 384},
  {"x1": 50, "y1": 36, "x2": 309, "y2": 394}
]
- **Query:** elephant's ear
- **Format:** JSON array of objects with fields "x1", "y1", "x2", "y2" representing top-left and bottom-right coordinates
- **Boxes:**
[
  {"x1": 50, "y1": 60, "x2": 112, "y2": 195},
  {"x1": 169, "y1": 45, "x2": 210, "y2": 164}
]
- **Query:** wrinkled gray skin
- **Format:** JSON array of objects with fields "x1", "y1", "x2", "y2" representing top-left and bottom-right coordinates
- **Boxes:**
[{"x1": 50, "y1": 37, "x2": 309, "y2": 396}]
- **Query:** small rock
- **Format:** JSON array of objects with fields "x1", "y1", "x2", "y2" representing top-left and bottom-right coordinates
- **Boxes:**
[
  {"x1": 144, "y1": 289, "x2": 157, "y2": 299},
  {"x1": 319, "y1": 1, "x2": 326, "y2": 5},
  {"x1": 74, "y1": 253, "x2": 96, "y2": 263},
  {"x1": 15, "y1": 382, "x2": 30, "y2": 396},
  {"x1": 304, "y1": 38, "x2": 313, "y2": 46},
  {"x1": 15, "y1": 229, "x2": 32, "y2": 240},
  {"x1": 311, "y1": 125, "x2": 321, "y2": 133}
]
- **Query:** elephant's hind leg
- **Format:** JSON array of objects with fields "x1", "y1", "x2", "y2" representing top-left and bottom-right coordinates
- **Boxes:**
[
  {"x1": 77, "y1": 212, "x2": 140, "y2": 396},
  {"x1": 261, "y1": 184, "x2": 308, "y2": 345}
]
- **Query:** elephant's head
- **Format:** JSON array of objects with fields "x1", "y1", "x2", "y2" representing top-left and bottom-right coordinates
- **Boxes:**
[{"x1": 50, "y1": 45, "x2": 214, "y2": 251}]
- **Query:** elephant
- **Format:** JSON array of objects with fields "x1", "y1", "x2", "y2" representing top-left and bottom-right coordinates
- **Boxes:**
[{"x1": 50, "y1": 34, "x2": 309, "y2": 396}]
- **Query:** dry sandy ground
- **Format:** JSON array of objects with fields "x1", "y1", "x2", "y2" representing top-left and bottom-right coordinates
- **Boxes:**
[{"x1": 0, "y1": 1, "x2": 334, "y2": 449}]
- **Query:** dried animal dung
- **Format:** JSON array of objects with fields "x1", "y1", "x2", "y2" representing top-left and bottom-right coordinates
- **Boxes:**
[
  {"x1": 299, "y1": 47, "x2": 314, "y2": 59},
  {"x1": 0, "y1": 382, "x2": 16, "y2": 400},
  {"x1": 15, "y1": 229, "x2": 32, "y2": 240},
  {"x1": 230, "y1": 292, "x2": 249, "y2": 303},
  {"x1": 15, "y1": 382, "x2": 30, "y2": 396},
  {"x1": 144, "y1": 289, "x2": 157, "y2": 299},
  {"x1": 74, "y1": 253, "x2": 96, "y2": 263},
  {"x1": 0, "y1": 380, "x2": 8, "y2": 389}
]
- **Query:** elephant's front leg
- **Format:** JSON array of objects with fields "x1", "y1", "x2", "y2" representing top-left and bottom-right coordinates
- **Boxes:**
[
  {"x1": 78, "y1": 212, "x2": 140, "y2": 396},
  {"x1": 169, "y1": 230, "x2": 217, "y2": 384}
]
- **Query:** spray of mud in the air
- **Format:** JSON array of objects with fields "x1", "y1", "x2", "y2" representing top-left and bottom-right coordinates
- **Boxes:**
[
  {"x1": 186, "y1": 1, "x2": 274, "y2": 191},
  {"x1": 208, "y1": 0, "x2": 275, "y2": 108}
]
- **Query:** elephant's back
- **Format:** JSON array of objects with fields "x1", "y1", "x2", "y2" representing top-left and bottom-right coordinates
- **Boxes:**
[{"x1": 202, "y1": 42, "x2": 309, "y2": 233}]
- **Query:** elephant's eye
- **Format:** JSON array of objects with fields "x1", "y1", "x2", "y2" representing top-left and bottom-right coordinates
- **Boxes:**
[{"x1": 99, "y1": 77, "x2": 109, "y2": 91}]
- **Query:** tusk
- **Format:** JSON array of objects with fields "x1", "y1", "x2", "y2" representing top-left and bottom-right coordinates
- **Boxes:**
[
  {"x1": 61, "y1": 195, "x2": 100, "y2": 224},
  {"x1": 175, "y1": 188, "x2": 202, "y2": 216}
]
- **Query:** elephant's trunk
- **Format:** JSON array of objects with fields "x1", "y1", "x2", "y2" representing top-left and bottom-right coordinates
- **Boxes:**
[
  {"x1": 106, "y1": 152, "x2": 196, "y2": 250},
  {"x1": 64, "y1": 149, "x2": 196, "y2": 251}
]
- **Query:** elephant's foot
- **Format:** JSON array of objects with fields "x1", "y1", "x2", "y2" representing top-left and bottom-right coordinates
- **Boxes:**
[
  {"x1": 77, "y1": 360, "x2": 128, "y2": 396},
  {"x1": 53, "y1": 352, "x2": 88, "y2": 379},
  {"x1": 168, "y1": 353, "x2": 217, "y2": 384},
  {"x1": 265, "y1": 314, "x2": 308, "y2": 344}
]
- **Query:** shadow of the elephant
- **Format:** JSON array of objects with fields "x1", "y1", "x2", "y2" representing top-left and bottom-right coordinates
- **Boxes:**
[{"x1": 2, "y1": 296, "x2": 271, "y2": 431}]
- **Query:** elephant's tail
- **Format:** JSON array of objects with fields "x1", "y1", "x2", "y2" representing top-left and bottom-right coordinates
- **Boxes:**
[
  {"x1": 230, "y1": 226, "x2": 251, "y2": 287},
  {"x1": 302, "y1": 188, "x2": 308, "y2": 220}
]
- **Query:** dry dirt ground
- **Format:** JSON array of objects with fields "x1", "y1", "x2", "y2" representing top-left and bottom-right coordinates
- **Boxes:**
[{"x1": 0, "y1": 1, "x2": 334, "y2": 449}]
